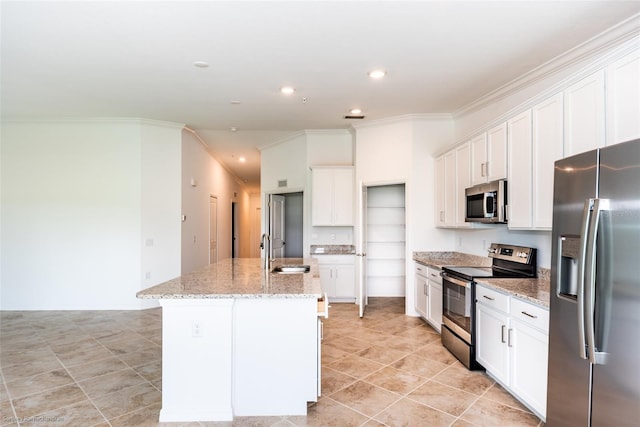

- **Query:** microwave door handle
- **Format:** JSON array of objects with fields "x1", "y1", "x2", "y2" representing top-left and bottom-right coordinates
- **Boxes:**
[{"x1": 483, "y1": 193, "x2": 490, "y2": 218}]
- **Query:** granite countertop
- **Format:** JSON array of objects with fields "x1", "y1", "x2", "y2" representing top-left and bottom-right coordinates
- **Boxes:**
[
  {"x1": 136, "y1": 258, "x2": 322, "y2": 299},
  {"x1": 412, "y1": 251, "x2": 492, "y2": 269},
  {"x1": 310, "y1": 244, "x2": 355, "y2": 255},
  {"x1": 413, "y1": 251, "x2": 550, "y2": 308},
  {"x1": 475, "y1": 270, "x2": 551, "y2": 308}
]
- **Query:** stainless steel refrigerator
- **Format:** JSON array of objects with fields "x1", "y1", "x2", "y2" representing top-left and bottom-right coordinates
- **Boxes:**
[{"x1": 547, "y1": 138, "x2": 640, "y2": 426}]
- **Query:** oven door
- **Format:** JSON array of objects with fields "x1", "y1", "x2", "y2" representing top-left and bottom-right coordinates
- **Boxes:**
[{"x1": 442, "y1": 273, "x2": 472, "y2": 344}]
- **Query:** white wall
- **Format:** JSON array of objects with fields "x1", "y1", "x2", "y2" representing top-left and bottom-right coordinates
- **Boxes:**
[
  {"x1": 181, "y1": 130, "x2": 251, "y2": 275},
  {"x1": 1, "y1": 119, "x2": 182, "y2": 310}
]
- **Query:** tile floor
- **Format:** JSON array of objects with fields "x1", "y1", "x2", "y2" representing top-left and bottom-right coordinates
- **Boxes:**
[{"x1": 0, "y1": 298, "x2": 544, "y2": 426}]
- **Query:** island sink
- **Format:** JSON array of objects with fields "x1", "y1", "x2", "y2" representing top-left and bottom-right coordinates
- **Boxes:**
[{"x1": 271, "y1": 264, "x2": 311, "y2": 273}]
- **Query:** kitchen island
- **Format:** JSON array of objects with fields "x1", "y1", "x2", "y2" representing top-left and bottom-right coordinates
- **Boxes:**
[{"x1": 137, "y1": 258, "x2": 325, "y2": 422}]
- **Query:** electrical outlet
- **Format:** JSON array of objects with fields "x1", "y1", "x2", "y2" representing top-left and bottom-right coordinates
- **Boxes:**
[{"x1": 191, "y1": 321, "x2": 203, "y2": 337}]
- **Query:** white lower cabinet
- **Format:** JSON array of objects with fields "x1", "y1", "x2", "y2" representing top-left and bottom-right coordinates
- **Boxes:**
[
  {"x1": 414, "y1": 263, "x2": 442, "y2": 332},
  {"x1": 475, "y1": 284, "x2": 549, "y2": 420},
  {"x1": 315, "y1": 255, "x2": 355, "y2": 302}
]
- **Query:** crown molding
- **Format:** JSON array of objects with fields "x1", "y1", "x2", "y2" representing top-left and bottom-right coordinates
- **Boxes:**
[
  {"x1": 1, "y1": 117, "x2": 185, "y2": 129},
  {"x1": 454, "y1": 13, "x2": 640, "y2": 119}
]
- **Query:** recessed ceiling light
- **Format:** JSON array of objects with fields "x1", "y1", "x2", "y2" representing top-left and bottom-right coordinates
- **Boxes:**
[
  {"x1": 239, "y1": 156, "x2": 246, "y2": 163},
  {"x1": 230, "y1": 127, "x2": 238, "y2": 132},
  {"x1": 230, "y1": 100, "x2": 242, "y2": 105},
  {"x1": 193, "y1": 61, "x2": 209, "y2": 68},
  {"x1": 350, "y1": 108, "x2": 362, "y2": 115},
  {"x1": 281, "y1": 86, "x2": 295, "y2": 95},
  {"x1": 368, "y1": 69, "x2": 386, "y2": 79}
]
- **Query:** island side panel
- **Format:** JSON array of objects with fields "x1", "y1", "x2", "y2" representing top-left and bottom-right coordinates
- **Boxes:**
[
  {"x1": 159, "y1": 299, "x2": 234, "y2": 422},
  {"x1": 233, "y1": 297, "x2": 318, "y2": 416}
]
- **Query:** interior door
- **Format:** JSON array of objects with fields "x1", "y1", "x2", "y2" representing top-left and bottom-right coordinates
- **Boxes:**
[
  {"x1": 269, "y1": 194, "x2": 286, "y2": 259},
  {"x1": 209, "y1": 196, "x2": 218, "y2": 264},
  {"x1": 357, "y1": 183, "x2": 368, "y2": 317}
]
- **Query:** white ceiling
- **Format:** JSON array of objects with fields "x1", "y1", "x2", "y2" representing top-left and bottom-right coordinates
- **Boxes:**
[{"x1": 2, "y1": 1, "x2": 640, "y2": 193}]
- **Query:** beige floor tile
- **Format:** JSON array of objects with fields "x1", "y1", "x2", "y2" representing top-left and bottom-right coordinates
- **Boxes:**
[
  {"x1": 411, "y1": 341, "x2": 459, "y2": 365},
  {"x1": 79, "y1": 368, "x2": 147, "y2": 399},
  {"x1": 482, "y1": 383, "x2": 531, "y2": 412},
  {"x1": 115, "y1": 347, "x2": 162, "y2": 368},
  {"x1": 319, "y1": 367, "x2": 357, "y2": 396},
  {"x1": 18, "y1": 399, "x2": 107, "y2": 427},
  {"x1": 433, "y1": 364, "x2": 495, "y2": 395},
  {"x1": 408, "y1": 380, "x2": 479, "y2": 416},
  {"x1": 460, "y1": 397, "x2": 541, "y2": 427},
  {"x1": 1, "y1": 357, "x2": 65, "y2": 383},
  {"x1": 107, "y1": 402, "x2": 162, "y2": 427},
  {"x1": 5, "y1": 369, "x2": 74, "y2": 399},
  {"x1": 330, "y1": 381, "x2": 399, "y2": 418},
  {"x1": 65, "y1": 356, "x2": 128, "y2": 381},
  {"x1": 391, "y1": 354, "x2": 449, "y2": 379},
  {"x1": 287, "y1": 397, "x2": 368, "y2": 426},
  {"x1": 91, "y1": 382, "x2": 161, "y2": 420},
  {"x1": 320, "y1": 344, "x2": 350, "y2": 365},
  {"x1": 328, "y1": 354, "x2": 384, "y2": 379},
  {"x1": 363, "y1": 366, "x2": 426, "y2": 395},
  {"x1": 356, "y1": 345, "x2": 408, "y2": 365},
  {"x1": 375, "y1": 334, "x2": 426, "y2": 353},
  {"x1": 323, "y1": 336, "x2": 370, "y2": 354},
  {"x1": 373, "y1": 397, "x2": 456, "y2": 427},
  {"x1": 133, "y1": 360, "x2": 162, "y2": 382},
  {"x1": 11, "y1": 384, "x2": 87, "y2": 419}
]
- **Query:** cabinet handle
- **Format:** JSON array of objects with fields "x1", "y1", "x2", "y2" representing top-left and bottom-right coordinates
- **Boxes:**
[
  {"x1": 521, "y1": 311, "x2": 538, "y2": 319},
  {"x1": 425, "y1": 283, "x2": 428, "y2": 296},
  {"x1": 440, "y1": 211, "x2": 444, "y2": 222},
  {"x1": 485, "y1": 161, "x2": 489, "y2": 177},
  {"x1": 481, "y1": 162, "x2": 486, "y2": 177},
  {"x1": 501, "y1": 325, "x2": 506, "y2": 343},
  {"x1": 482, "y1": 295, "x2": 495, "y2": 301},
  {"x1": 508, "y1": 328, "x2": 513, "y2": 347}
]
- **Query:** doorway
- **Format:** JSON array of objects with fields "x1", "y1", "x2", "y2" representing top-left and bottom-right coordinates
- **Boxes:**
[
  {"x1": 358, "y1": 183, "x2": 406, "y2": 316},
  {"x1": 209, "y1": 195, "x2": 218, "y2": 264},
  {"x1": 266, "y1": 192, "x2": 303, "y2": 259},
  {"x1": 231, "y1": 201, "x2": 238, "y2": 258}
]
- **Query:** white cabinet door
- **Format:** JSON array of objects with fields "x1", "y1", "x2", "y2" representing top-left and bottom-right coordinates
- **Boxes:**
[
  {"x1": 455, "y1": 143, "x2": 472, "y2": 227},
  {"x1": 486, "y1": 122, "x2": 508, "y2": 182},
  {"x1": 476, "y1": 303, "x2": 510, "y2": 385},
  {"x1": 470, "y1": 133, "x2": 488, "y2": 186},
  {"x1": 507, "y1": 110, "x2": 533, "y2": 229},
  {"x1": 311, "y1": 168, "x2": 334, "y2": 226},
  {"x1": 510, "y1": 318, "x2": 549, "y2": 419},
  {"x1": 444, "y1": 150, "x2": 456, "y2": 226},
  {"x1": 532, "y1": 93, "x2": 564, "y2": 229},
  {"x1": 427, "y1": 281, "x2": 442, "y2": 333},
  {"x1": 332, "y1": 168, "x2": 354, "y2": 225},
  {"x1": 606, "y1": 49, "x2": 640, "y2": 145},
  {"x1": 318, "y1": 265, "x2": 334, "y2": 297},
  {"x1": 334, "y1": 264, "x2": 355, "y2": 299},
  {"x1": 315, "y1": 255, "x2": 355, "y2": 302},
  {"x1": 311, "y1": 167, "x2": 354, "y2": 226},
  {"x1": 434, "y1": 155, "x2": 446, "y2": 227},
  {"x1": 414, "y1": 267, "x2": 428, "y2": 318},
  {"x1": 564, "y1": 70, "x2": 605, "y2": 156}
]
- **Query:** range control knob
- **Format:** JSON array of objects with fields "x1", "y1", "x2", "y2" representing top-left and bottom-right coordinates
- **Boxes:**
[{"x1": 517, "y1": 251, "x2": 528, "y2": 258}]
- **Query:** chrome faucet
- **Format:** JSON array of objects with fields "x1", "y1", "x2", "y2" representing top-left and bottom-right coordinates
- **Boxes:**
[{"x1": 260, "y1": 233, "x2": 271, "y2": 271}]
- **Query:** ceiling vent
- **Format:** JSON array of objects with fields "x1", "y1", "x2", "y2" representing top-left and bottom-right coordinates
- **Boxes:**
[
  {"x1": 344, "y1": 115, "x2": 365, "y2": 119},
  {"x1": 278, "y1": 179, "x2": 288, "y2": 188}
]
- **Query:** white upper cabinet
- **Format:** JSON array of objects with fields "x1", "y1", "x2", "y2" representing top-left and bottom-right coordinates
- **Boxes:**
[
  {"x1": 435, "y1": 144, "x2": 470, "y2": 228},
  {"x1": 532, "y1": 93, "x2": 564, "y2": 229},
  {"x1": 471, "y1": 124, "x2": 507, "y2": 186},
  {"x1": 455, "y1": 143, "x2": 472, "y2": 227},
  {"x1": 311, "y1": 167, "x2": 354, "y2": 226},
  {"x1": 606, "y1": 49, "x2": 640, "y2": 145},
  {"x1": 507, "y1": 110, "x2": 533, "y2": 229},
  {"x1": 564, "y1": 70, "x2": 605, "y2": 156}
]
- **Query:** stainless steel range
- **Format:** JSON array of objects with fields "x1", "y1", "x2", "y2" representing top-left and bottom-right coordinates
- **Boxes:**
[{"x1": 441, "y1": 243, "x2": 537, "y2": 369}]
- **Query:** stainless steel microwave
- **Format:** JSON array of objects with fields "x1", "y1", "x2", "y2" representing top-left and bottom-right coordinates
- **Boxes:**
[{"x1": 465, "y1": 179, "x2": 507, "y2": 223}]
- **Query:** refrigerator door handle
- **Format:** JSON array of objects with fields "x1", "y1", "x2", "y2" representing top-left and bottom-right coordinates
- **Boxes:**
[
  {"x1": 576, "y1": 198, "x2": 593, "y2": 360},
  {"x1": 585, "y1": 198, "x2": 610, "y2": 365}
]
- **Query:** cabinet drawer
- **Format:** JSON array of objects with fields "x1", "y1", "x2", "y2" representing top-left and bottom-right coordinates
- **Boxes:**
[
  {"x1": 511, "y1": 298, "x2": 549, "y2": 333},
  {"x1": 476, "y1": 285, "x2": 510, "y2": 313},
  {"x1": 427, "y1": 267, "x2": 442, "y2": 285},
  {"x1": 415, "y1": 263, "x2": 428, "y2": 277},
  {"x1": 313, "y1": 255, "x2": 354, "y2": 265}
]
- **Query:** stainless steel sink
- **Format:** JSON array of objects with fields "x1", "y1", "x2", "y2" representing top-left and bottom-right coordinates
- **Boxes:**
[{"x1": 271, "y1": 264, "x2": 311, "y2": 274}]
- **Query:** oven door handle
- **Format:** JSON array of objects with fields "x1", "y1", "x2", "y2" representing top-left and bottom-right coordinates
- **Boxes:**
[{"x1": 441, "y1": 272, "x2": 471, "y2": 289}]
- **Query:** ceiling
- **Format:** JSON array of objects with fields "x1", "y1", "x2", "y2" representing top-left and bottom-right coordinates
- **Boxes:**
[{"x1": 2, "y1": 1, "x2": 639, "y2": 193}]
